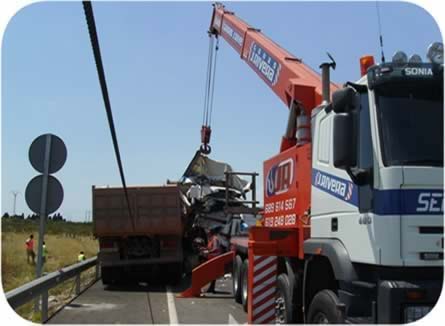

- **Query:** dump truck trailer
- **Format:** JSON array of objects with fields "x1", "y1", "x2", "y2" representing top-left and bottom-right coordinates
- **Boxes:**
[{"x1": 93, "y1": 184, "x2": 185, "y2": 284}]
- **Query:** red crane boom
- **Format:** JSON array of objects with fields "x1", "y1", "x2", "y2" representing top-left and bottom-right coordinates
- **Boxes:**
[{"x1": 208, "y1": 2, "x2": 339, "y2": 151}]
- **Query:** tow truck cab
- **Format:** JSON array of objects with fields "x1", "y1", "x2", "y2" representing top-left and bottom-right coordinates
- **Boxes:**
[{"x1": 307, "y1": 45, "x2": 443, "y2": 323}]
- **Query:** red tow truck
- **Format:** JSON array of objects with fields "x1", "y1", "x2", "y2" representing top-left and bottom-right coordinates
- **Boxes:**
[{"x1": 182, "y1": 3, "x2": 444, "y2": 324}]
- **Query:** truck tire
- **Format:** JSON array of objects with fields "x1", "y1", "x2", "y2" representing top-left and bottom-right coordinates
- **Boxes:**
[
  {"x1": 161, "y1": 263, "x2": 183, "y2": 285},
  {"x1": 233, "y1": 255, "x2": 243, "y2": 303},
  {"x1": 307, "y1": 289, "x2": 344, "y2": 324},
  {"x1": 101, "y1": 267, "x2": 121, "y2": 285},
  {"x1": 168, "y1": 263, "x2": 184, "y2": 285},
  {"x1": 101, "y1": 267, "x2": 112, "y2": 285},
  {"x1": 276, "y1": 273, "x2": 293, "y2": 324},
  {"x1": 241, "y1": 259, "x2": 248, "y2": 312},
  {"x1": 113, "y1": 268, "x2": 122, "y2": 285}
]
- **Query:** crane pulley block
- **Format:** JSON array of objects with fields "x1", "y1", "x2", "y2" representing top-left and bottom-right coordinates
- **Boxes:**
[{"x1": 200, "y1": 125, "x2": 212, "y2": 155}]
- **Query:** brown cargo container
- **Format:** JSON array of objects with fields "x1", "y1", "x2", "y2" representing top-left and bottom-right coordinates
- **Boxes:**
[
  {"x1": 92, "y1": 184, "x2": 185, "y2": 285},
  {"x1": 93, "y1": 184, "x2": 183, "y2": 236}
]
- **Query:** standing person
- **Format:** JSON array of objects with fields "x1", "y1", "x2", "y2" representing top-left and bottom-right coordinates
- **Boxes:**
[
  {"x1": 78, "y1": 251, "x2": 86, "y2": 262},
  {"x1": 200, "y1": 226, "x2": 223, "y2": 293},
  {"x1": 25, "y1": 234, "x2": 35, "y2": 264},
  {"x1": 42, "y1": 241, "x2": 48, "y2": 264}
]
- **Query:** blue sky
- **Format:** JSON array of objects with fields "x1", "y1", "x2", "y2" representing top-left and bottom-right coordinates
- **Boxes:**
[{"x1": 1, "y1": 1, "x2": 442, "y2": 221}]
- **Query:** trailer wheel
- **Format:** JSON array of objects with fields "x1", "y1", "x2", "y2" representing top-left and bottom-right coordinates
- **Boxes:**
[
  {"x1": 275, "y1": 273, "x2": 293, "y2": 324},
  {"x1": 233, "y1": 255, "x2": 243, "y2": 303},
  {"x1": 112, "y1": 267, "x2": 123, "y2": 285},
  {"x1": 168, "y1": 263, "x2": 184, "y2": 285},
  {"x1": 101, "y1": 267, "x2": 112, "y2": 285},
  {"x1": 307, "y1": 289, "x2": 344, "y2": 324},
  {"x1": 241, "y1": 259, "x2": 248, "y2": 312},
  {"x1": 101, "y1": 267, "x2": 120, "y2": 285},
  {"x1": 161, "y1": 263, "x2": 183, "y2": 285}
]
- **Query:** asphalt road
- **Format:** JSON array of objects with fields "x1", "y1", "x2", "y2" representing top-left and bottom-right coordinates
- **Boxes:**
[{"x1": 47, "y1": 275, "x2": 247, "y2": 324}]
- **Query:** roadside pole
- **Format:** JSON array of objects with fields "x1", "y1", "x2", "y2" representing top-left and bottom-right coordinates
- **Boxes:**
[
  {"x1": 34, "y1": 135, "x2": 51, "y2": 315},
  {"x1": 36, "y1": 134, "x2": 51, "y2": 280},
  {"x1": 25, "y1": 133, "x2": 67, "y2": 319}
]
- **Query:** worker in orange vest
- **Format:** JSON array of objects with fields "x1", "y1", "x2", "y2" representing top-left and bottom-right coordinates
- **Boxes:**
[
  {"x1": 25, "y1": 234, "x2": 35, "y2": 264},
  {"x1": 200, "y1": 226, "x2": 223, "y2": 293}
]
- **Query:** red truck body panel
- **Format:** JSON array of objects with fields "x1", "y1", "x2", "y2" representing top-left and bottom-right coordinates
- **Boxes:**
[{"x1": 93, "y1": 185, "x2": 183, "y2": 237}]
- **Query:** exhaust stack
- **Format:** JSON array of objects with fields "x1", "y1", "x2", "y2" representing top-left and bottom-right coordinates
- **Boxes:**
[{"x1": 319, "y1": 52, "x2": 336, "y2": 104}]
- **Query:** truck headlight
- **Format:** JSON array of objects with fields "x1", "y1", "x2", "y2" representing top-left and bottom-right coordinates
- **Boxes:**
[
  {"x1": 408, "y1": 54, "x2": 422, "y2": 63},
  {"x1": 427, "y1": 42, "x2": 443, "y2": 65},
  {"x1": 392, "y1": 51, "x2": 408, "y2": 64},
  {"x1": 404, "y1": 306, "x2": 432, "y2": 323}
]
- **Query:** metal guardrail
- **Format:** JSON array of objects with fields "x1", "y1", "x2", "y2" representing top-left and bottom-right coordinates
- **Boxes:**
[{"x1": 6, "y1": 257, "x2": 99, "y2": 322}]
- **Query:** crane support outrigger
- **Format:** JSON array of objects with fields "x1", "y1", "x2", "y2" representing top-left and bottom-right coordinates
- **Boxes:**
[{"x1": 188, "y1": 3, "x2": 443, "y2": 324}]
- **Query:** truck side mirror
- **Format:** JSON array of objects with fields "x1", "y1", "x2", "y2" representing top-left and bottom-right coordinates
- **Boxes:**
[
  {"x1": 333, "y1": 113, "x2": 356, "y2": 169},
  {"x1": 332, "y1": 87, "x2": 356, "y2": 113}
]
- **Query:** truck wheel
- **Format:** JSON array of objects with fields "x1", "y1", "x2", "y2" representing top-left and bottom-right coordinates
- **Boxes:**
[
  {"x1": 161, "y1": 263, "x2": 183, "y2": 285},
  {"x1": 307, "y1": 289, "x2": 344, "y2": 324},
  {"x1": 241, "y1": 259, "x2": 248, "y2": 312},
  {"x1": 275, "y1": 273, "x2": 293, "y2": 324},
  {"x1": 112, "y1": 267, "x2": 123, "y2": 285},
  {"x1": 168, "y1": 263, "x2": 184, "y2": 285},
  {"x1": 101, "y1": 267, "x2": 112, "y2": 285},
  {"x1": 101, "y1": 267, "x2": 121, "y2": 285},
  {"x1": 233, "y1": 255, "x2": 243, "y2": 303}
]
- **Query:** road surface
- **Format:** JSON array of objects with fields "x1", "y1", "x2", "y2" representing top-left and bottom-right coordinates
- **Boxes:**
[{"x1": 47, "y1": 275, "x2": 247, "y2": 324}]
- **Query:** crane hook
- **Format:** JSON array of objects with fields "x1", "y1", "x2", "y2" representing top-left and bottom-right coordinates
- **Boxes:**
[
  {"x1": 200, "y1": 144, "x2": 212, "y2": 155},
  {"x1": 200, "y1": 125, "x2": 212, "y2": 155}
]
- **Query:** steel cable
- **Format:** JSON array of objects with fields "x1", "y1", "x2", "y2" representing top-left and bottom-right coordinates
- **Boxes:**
[
  {"x1": 202, "y1": 35, "x2": 214, "y2": 126},
  {"x1": 82, "y1": 1, "x2": 135, "y2": 231},
  {"x1": 208, "y1": 37, "x2": 219, "y2": 126}
]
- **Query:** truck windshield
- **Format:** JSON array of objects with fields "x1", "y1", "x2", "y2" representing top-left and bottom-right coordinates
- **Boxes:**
[{"x1": 375, "y1": 83, "x2": 443, "y2": 167}]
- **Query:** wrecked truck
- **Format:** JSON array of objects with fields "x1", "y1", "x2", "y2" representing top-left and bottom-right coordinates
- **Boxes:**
[{"x1": 92, "y1": 151, "x2": 258, "y2": 285}]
